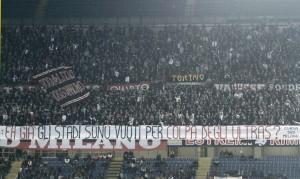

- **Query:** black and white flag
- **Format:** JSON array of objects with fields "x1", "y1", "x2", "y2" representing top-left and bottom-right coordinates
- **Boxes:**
[{"x1": 32, "y1": 66, "x2": 90, "y2": 107}]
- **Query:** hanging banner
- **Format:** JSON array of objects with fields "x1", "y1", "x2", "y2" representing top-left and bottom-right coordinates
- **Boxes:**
[
  {"x1": 1, "y1": 125, "x2": 299, "y2": 141},
  {"x1": 214, "y1": 83, "x2": 300, "y2": 91},
  {"x1": 107, "y1": 82, "x2": 150, "y2": 91},
  {"x1": 184, "y1": 139, "x2": 300, "y2": 146},
  {"x1": 1, "y1": 125, "x2": 300, "y2": 149},
  {"x1": 32, "y1": 66, "x2": 90, "y2": 107},
  {"x1": 0, "y1": 139, "x2": 167, "y2": 151},
  {"x1": 169, "y1": 74, "x2": 206, "y2": 82}
]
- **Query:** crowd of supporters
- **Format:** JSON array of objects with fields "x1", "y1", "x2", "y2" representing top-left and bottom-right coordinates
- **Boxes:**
[
  {"x1": 1, "y1": 24, "x2": 300, "y2": 125},
  {"x1": 17, "y1": 155, "x2": 109, "y2": 179},
  {"x1": 0, "y1": 85, "x2": 298, "y2": 125},
  {"x1": 0, "y1": 153, "x2": 197, "y2": 179},
  {"x1": 121, "y1": 152, "x2": 197, "y2": 179},
  {"x1": 210, "y1": 155, "x2": 293, "y2": 179},
  {"x1": 0, "y1": 157, "x2": 11, "y2": 178}
]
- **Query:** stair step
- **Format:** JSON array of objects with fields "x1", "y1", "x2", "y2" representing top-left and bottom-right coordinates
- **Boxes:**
[
  {"x1": 197, "y1": 158, "x2": 212, "y2": 179},
  {"x1": 109, "y1": 166, "x2": 122, "y2": 169},
  {"x1": 110, "y1": 163, "x2": 123, "y2": 165},
  {"x1": 107, "y1": 171, "x2": 121, "y2": 174},
  {"x1": 105, "y1": 159, "x2": 123, "y2": 179},
  {"x1": 107, "y1": 168, "x2": 121, "y2": 170},
  {"x1": 106, "y1": 174, "x2": 120, "y2": 177},
  {"x1": 107, "y1": 170, "x2": 121, "y2": 173},
  {"x1": 5, "y1": 160, "x2": 23, "y2": 179},
  {"x1": 106, "y1": 172, "x2": 120, "y2": 175},
  {"x1": 109, "y1": 165, "x2": 122, "y2": 168},
  {"x1": 112, "y1": 157, "x2": 123, "y2": 161},
  {"x1": 109, "y1": 164, "x2": 122, "y2": 167},
  {"x1": 107, "y1": 169, "x2": 121, "y2": 172}
]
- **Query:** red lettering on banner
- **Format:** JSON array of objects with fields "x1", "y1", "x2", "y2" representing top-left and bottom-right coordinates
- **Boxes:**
[
  {"x1": 108, "y1": 83, "x2": 150, "y2": 91},
  {"x1": 185, "y1": 140, "x2": 195, "y2": 145},
  {"x1": 195, "y1": 139, "x2": 205, "y2": 145},
  {"x1": 2, "y1": 139, "x2": 166, "y2": 151}
]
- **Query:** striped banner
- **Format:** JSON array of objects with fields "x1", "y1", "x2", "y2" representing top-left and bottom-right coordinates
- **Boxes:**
[{"x1": 32, "y1": 66, "x2": 90, "y2": 107}]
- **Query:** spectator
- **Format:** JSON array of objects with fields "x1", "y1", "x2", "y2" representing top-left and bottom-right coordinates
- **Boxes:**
[{"x1": 1, "y1": 24, "x2": 300, "y2": 126}]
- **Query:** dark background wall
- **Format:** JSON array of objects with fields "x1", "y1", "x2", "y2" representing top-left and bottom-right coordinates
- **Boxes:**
[{"x1": 3, "y1": 0, "x2": 300, "y2": 24}]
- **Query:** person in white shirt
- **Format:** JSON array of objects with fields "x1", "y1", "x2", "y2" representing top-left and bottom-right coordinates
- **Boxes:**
[{"x1": 107, "y1": 153, "x2": 113, "y2": 160}]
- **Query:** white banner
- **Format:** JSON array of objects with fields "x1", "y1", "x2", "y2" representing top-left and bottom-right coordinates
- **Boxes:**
[
  {"x1": 215, "y1": 83, "x2": 300, "y2": 91},
  {"x1": 0, "y1": 125, "x2": 299, "y2": 141},
  {"x1": 1, "y1": 125, "x2": 300, "y2": 149}
]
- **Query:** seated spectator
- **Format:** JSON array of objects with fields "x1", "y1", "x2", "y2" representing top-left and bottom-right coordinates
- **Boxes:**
[
  {"x1": 170, "y1": 151, "x2": 175, "y2": 158},
  {"x1": 64, "y1": 157, "x2": 70, "y2": 164},
  {"x1": 2, "y1": 24, "x2": 300, "y2": 127},
  {"x1": 107, "y1": 153, "x2": 113, "y2": 160},
  {"x1": 123, "y1": 151, "x2": 129, "y2": 161}
]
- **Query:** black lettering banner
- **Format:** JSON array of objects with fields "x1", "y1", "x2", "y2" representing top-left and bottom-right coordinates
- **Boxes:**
[{"x1": 32, "y1": 66, "x2": 90, "y2": 107}]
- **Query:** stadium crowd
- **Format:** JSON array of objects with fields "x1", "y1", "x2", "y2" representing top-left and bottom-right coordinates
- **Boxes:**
[
  {"x1": 0, "y1": 86, "x2": 298, "y2": 125},
  {"x1": 121, "y1": 152, "x2": 197, "y2": 179},
  {"x1": 1, "y1": 24, "x2": 300, "y2": 125},
  {"x1": 17, "y1": 155, "x2": 109, "y2": 179},
  {"x1": 0, "y1": 157, "x2": 11, "y2": 179}
]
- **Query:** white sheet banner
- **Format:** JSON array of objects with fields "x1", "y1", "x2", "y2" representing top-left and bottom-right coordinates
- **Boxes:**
[
  {"x1": 0, "y1": 125, "x2": 299, "y2": 141},
  {"x1": 214, "y1": 83, "x2": 300, "y2": 91}
]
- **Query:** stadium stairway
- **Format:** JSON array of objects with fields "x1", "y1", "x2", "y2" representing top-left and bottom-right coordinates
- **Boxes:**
[
  {"x1": 105, "y1": 157, "x2": 123, "y2": 179},
  {"x1": 5, "y1": 160, "x2": 22, "y2": 179},
  {"x1": 196, "y1": 157, "x2": 212, "y2": 179}
]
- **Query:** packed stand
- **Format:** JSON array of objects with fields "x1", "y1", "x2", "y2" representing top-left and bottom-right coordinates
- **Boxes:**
[
  {"x1": 3, "y1": 25, "x2": 300, "y2": 84},
  {"x1": 0, "y1": 157, "x2": 12, "y2": 179},
  {"x1": 17, "y1": 155, "x2": 110, "y2": 179},
  {"x1": 209, "y1": 155, "x2": 300, "y2": 179},
  {"x1": 121, "y1": 152, "x2": 197, "y2": 179},
  {"x1": 0, "y1": 85, "x2": 299, "y2": 125},
  {"x1": 1, "y1": 25, "x2": 300, "y2": 126}
]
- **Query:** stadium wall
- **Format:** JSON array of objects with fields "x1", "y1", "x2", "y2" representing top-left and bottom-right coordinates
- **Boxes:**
[
  {"x1": 17, "y1": 146, "x2": 300, "y2": 158},
  {"x1": 175, "y1": 146, "x2": 300, "y2": 159},
  {"x1": 4, "y1": 0, "x2": 300, "y2": 25}
]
